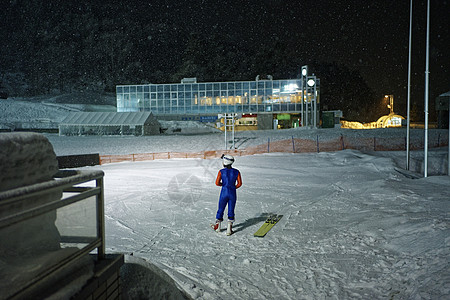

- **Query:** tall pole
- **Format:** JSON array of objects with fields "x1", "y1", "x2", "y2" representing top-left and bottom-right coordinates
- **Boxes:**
[
  {"x1": 307, "y1": 76, "x2": 317, "y2": 128},
  {"x1": 406, "y1": 0, "x2": 413, "y2": 170},
  {"x1": 305, "y1": 76, "x2": 309, "y2": 128},
  {"x1": 301, "y1": 66, "x2": 308, "y2": 127},
  {"x1": 313, "y1": 90, "x2": 317, "y2": 128},
  {"x1": 224, "y1": 115, "x2": 227, "y2": 150},
  {"x1": 300, "y1": 81, "x2": 304, "y2": 126},
  {"x1": 232, "y1": 114, "x2": 235, "y2": 149},
  {"x1": 305, "y1": 92, "x2": 309, "y2": 127},
  {"x1": 424, "y1": 0, "x2": 430, "y2": 177},
  {"x1": 313, "y1": 77, "x2": 317, "y2": 128}
]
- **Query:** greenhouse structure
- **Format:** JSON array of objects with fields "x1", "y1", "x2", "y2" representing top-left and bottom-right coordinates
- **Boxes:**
[{"x1": 59, "y1": 112, "x2": 160, "y2": 136}]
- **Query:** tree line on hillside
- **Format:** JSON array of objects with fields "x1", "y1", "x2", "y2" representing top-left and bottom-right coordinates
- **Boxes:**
[{"x1": 1, "y1": 1, "x2": 385, "y2": 121}]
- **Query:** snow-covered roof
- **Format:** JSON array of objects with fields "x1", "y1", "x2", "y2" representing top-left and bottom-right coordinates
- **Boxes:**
[
  {"x1": 438, "y1": 91, "x2": 450, "y2": 97},
  {"x1": 60, "y1": 112, "x2": 157, "y2": 126},
  {"x1": 436, "y1": 91, "x2": 450, "y2": 111}
]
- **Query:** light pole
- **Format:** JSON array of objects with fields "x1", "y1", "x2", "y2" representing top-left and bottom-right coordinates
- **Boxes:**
[
  {"x1": 385, "y1": 95, "x2": 394, "y2": 114},
  {"x1": 424, "y1": 0, "x2": 430, "y2": 177},
  {"x1": 307, "y1": 76, "x2": 317, "y2": 127},
  {"x1": 406, "y1": 0, "x2": 413, "y2": 170},
  {"x1": 301, "y1": 66, "x2": 308, "y2": 127}
]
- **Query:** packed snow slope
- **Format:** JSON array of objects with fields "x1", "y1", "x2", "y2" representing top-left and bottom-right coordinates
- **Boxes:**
[
  {"x1": 8, "y1": 94, "x2": 447, "y2": 298},
  {"x1": 81, "y1": 150, "x2": 449, "y2": 299},
  {"x1": 0, "y1": 95, "x2": 115, "y2": 130}
]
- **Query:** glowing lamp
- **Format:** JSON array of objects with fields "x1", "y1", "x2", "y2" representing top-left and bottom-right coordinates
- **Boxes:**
[
  {"x1": 301, "y1": 66, "x2": 308, "y2": 77},
  {"x1": 307, "y1": 79, "x2": 315, "y2": 87}
]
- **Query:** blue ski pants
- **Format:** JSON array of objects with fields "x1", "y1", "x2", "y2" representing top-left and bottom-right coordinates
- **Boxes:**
[{"x1": 216, "y1": 186, "x2": 236, "y2": 221}]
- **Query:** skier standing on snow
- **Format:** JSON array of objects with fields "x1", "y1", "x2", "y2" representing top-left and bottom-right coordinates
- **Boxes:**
[{"x1": 212, "y1": 154, "x2": 242, "y2": 235}]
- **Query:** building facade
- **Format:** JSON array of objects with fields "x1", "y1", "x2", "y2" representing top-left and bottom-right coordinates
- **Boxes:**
[{"x1": 116, "y1": 76, "x2": 320, "y2": 129}]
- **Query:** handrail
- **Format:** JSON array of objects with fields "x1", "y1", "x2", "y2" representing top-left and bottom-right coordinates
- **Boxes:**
[
  {"x1": 0, "y1": 186, "x2": 101, "y2": 228},
  {"x1": 0, "y1": 169, "x2": 106, "y2": 299},
  {"x1": 0, "y1": 170, "x2": 104, "y2": 204}
]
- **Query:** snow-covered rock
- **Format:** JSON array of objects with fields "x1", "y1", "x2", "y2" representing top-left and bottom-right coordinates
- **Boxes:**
[
  {"x1": 0, "y1": 132, "x2": 93, "y2": 299},
  {"x1": 0, "y1": 132, "x2": 61, "y2": 256}
]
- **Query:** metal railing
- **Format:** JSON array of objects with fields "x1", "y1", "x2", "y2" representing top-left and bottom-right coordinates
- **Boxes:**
[{"x1": 0, "y1": 169, "x2": 105, "y2": 299}]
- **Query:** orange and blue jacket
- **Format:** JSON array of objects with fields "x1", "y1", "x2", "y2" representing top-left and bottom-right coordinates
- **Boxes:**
[{"x1": 215, "y1": 168, "x2": 242, "y2": 189}]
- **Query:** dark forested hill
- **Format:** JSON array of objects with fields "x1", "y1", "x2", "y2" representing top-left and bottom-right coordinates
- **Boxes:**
[{"x1": 1, "y1": 1, "x2": 448, "y2": 122}]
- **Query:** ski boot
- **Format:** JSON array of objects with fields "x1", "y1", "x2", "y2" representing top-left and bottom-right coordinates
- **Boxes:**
[
  {"x1": 227, "y1": 221, "x2": 234, "y2": 236},
  {"x1": 212, "y1": 220, "x2": 221, "y2": 232}
]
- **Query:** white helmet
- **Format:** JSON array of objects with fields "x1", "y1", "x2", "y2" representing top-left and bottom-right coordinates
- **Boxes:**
[{"x1": 222, "y1": 154, "x2": 235, "y2": 166}]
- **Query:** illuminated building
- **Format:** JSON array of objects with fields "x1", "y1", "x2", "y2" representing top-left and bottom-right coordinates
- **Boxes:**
[{"x1": 116, "y1": 76, "x2": 320, "y2": 130}]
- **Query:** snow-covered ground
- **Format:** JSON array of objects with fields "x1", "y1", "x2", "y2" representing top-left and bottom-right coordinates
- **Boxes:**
[
  {"x1": 60, "y1": 137, "x2": 449, "y2": 299},
  {"x1": 3, "y1": 95, "x2": 449, "y2": 298},
  {"x1": 0, "y1": 98, "x2": 70, "y2": 130}
]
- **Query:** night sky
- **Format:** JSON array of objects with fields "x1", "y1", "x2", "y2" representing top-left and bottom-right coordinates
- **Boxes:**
[
  {"x1": 176, "y1": 0, "x2": 449, "y2": 117},
  {"x1": 1, "y1": 0, "x2": 449, "y2": 120}
]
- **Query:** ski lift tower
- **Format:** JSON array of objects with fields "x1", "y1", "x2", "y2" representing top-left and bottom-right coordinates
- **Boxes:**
[
  {"x1": 301, "y1": 65, "x2": 319, "y2": 128},
  {"x1": 219, "y1": 113, "x2": 240, "y2": 150}
]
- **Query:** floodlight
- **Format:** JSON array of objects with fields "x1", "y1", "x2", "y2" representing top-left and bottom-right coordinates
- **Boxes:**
[{"x1": 301, "y1": 66, "x2": 308, "y2": 77}]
